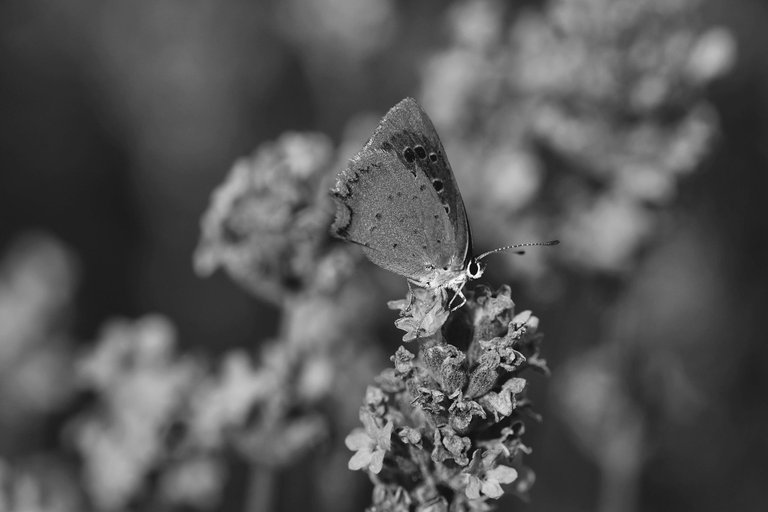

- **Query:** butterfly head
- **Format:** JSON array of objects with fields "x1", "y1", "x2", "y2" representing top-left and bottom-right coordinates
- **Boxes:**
[{"x1": 465, "y1": 258, "x2": 485, "y2": 281}]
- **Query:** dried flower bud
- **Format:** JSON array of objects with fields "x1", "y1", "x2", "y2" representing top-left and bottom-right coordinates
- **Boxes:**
[
  {"x1": 448, "y1": 397, "x2": 486, "y2": 434},
  {"x1": 391, "y1": 346, "x2": 415, "y2": 375},
  {"x1": 389, "y1": 288, "x2": 450, "y2": 341},
  {"x1": 466, "y1": 351, "x2": 501, "y2": 398}
]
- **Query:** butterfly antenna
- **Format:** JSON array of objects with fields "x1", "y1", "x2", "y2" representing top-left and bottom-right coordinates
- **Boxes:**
[{"x1": 476, "y1": 240, "x2": 560, "y2": 261}]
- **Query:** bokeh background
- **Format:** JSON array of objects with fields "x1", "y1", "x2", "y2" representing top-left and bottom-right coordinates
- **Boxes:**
[{"x1": 1, "y1": 0, "x2": 766, "y2": 511}]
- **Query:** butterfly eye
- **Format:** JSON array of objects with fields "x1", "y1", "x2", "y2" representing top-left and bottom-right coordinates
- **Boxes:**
[
  {"x1": 432, "y1": 179, "x2": 444, "y2": 192},
  {"x1": 414, "y1": 145, "x2": 427, "y2": 159},
  {"x1": 467, "y1": 260, "x2": 482, "y2": 278},
  {"x1": 429, "y1": 152, "x2": 438, "y2": 162},
  {"x1": 403, "y1": 147, "x2": 416, "y2": 163}
]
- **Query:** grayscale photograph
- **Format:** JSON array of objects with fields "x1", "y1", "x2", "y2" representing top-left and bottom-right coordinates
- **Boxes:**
[{"x1": 0, "y1": 1, "x2": 763, "y2": 511}]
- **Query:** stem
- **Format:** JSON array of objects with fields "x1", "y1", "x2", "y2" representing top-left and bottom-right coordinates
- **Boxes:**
[
  {"x1": 596, "y1": 423, "x2": 643, "y2": 512},
  {"x1": 244, "y1": 295, "x2": 298, "y2": 512},
  {"x1": 245, "y1": 464, "x2": 275, "y2": 512}
]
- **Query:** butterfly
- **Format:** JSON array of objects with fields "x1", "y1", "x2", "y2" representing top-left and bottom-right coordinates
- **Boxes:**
[{"x1": 331, "y1": 98, "x2": 557, "y2": 310}]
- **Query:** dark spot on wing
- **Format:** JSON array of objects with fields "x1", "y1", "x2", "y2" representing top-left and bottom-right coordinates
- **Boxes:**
[
  {"x1": 429, "y1": 152, "x2": 438, "y2": 163},
  {"x1": 444, "y1": 204, "x2": 450, "y2": 214},
  {"x1": 393, "y1": 243, "x2": 398, "y2": 249},
  {"x1": 415, "y1": 145, "x2": 427, "y2": 159},
  {"x1": 403, "y1": 147, "x2": 415, "y2": 163},
  {"x1": 375, "y1": 212, "x2": 382, "y2": 220},
  {"x1": 432, "y1": 179, "x2": 444, "y2": 192}
]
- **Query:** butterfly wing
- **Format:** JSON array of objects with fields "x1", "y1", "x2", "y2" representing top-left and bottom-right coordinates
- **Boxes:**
[
  {"x1": 332, "y1": 150, "x2": 456, "y2": 280},
  {"x1": 365, "y1": 98, "x2": 472, "y2": 267},
  {"x1": 331, "y1": 98, "x2": 471, "y2": 281}
]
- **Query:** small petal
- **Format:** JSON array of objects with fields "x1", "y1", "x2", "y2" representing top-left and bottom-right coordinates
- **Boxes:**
[
  {"x1": 486, "y1": 465, "x2": 518, "y2": 484},
  {"x1": 348, "y1": 448, "x2": 373, "y2": 471},
  {"x1": 481, "y1": 389, "x2": 514, "y2": 419},
  {"x1": 481, "y1": 479, "x2": 504, "y2": 499},
  {"x1": 465, "y1": 475, "x2": 482, "y2": 500},
  {"x1": 365, "y1": 386, "x2": 385, "y2": 407},
  {"x1": 511, "y1": 311, "x2": 537, "y2": 331},
  {"x1": 360, "y1": 409, "x2": 378, "y2": 434},
  {"x1": 368, "y1": 448, "x2": 385, "y2": 474},
  {"x1": 504, "y1": 378, "x2": 526, "y2": 395},
  {"x1": 344, "y1": 429, "x2": 372, "y2": 451},
  {"x1": 376, "y1": 420, "x2": 394, "y2": 450}
]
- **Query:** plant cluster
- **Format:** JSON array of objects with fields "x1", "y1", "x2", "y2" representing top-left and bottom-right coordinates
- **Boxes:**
[
  {"x1": 346, "y1": 285, "x2": 548, "y2": 511},
  {"x1": 68, "y1": 132, "x2": 379, "y2": 512}
]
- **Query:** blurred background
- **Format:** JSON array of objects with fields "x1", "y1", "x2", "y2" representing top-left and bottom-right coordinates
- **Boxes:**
[{"x1": 0, "y1": 0, "x2": 766, "y2": 511}]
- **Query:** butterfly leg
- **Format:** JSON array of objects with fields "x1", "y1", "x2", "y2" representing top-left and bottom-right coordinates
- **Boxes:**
[
  {"x1": 446, "y1": 289, "x2": 458, "y2": 310},
  {"x1": 405, "y1": 280, "x2": 419, "y2": 313},
  {"x1": 447, "y1": 281, "x2": 468, "y2": 311},
  {"x1": 449, "y1": 289, "x2": 467, "y2": 311}
]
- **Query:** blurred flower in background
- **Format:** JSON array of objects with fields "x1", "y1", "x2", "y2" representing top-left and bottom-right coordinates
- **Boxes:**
[
  {"x1": 72, "y1": 316, "x2": 202, "y2": 510},
  {"x1": 192, "y1": 129, "x2": 388, "y2": 512},
  {"x1": 0, "y1": 234, "x2": 77, "y2": 452},
  {"x1": 0, "y1": 459, "x2": 82, "y2": 512},
  {"x1": 194, "y1": 132, "x2": 351, "y2": 303},
  {"x1": 421, "y1": 0, "x2": 735, "y2": 279}
]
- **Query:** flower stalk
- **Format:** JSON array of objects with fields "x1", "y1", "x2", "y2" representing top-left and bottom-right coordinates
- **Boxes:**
[{"x1": 346, "y1": 285, "x2": 548, "y2": 511}]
